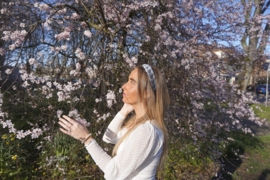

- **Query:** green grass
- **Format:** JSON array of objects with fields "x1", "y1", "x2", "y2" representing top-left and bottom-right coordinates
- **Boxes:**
[
  {"x1": 229, "y1": 104, "x2": 270, "y2": 179},
  {"x1": 232, "y1": 134, "x2": 270, "y2": 179},
  {"x1": 250, "y1": 104, "x2": 270, "y2": 120}
]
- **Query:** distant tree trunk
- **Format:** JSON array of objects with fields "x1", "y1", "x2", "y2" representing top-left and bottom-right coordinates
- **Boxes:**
[
  {"x1": 238, "y1": 0, "x2": 270, "y2": 91},
  {"x1": 237, "y1": 63, "x2": 253, "y2": 90}
]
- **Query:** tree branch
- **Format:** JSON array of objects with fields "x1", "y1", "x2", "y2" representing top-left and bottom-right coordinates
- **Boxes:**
[
  {"x1": 258, "y1": 24, "x2": 270, "y2": 53},
  {"x1": 261, "y1": 0, "x2": 270, "y2": 14},
  {"x1": 241, "y1": 29, "x2": 248, "y2": 52}
]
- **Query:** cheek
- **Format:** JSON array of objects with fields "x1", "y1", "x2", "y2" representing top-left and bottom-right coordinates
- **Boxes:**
[{"x1": 131, "y1": 87, "x2": 138, "y2": 98}]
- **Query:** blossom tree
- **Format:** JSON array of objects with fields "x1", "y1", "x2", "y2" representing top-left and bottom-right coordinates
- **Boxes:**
[
  {"x1": 0, "y1": 0, "x2": 268, "y2": 179},
  {"x1": 238, "y1": 0, "x2": 270, "y2": 90}
]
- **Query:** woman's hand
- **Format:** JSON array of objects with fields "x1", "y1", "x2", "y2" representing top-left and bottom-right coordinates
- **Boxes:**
[
  {"x1": 119, "y1": 103, "x2": 134, "y2": 117},
  {"x1": 58, "y1": 115, "x2": 90, "y2": 141}
]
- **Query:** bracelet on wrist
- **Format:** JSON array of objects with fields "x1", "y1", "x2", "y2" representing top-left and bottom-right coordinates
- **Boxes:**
[
  {"x1": 84, "y1": 138, "x2": 94, "y2": 147},
  {"x1": 81, "y1": 133, "x2": 92, "y2": 144}
]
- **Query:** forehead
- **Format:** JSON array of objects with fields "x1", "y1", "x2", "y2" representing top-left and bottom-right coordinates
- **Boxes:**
[{"x1": 129, "y1": 68, "x2": 138, "y2": 79}]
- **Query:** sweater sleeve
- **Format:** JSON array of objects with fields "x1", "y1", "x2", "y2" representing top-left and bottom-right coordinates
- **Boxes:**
[
  {"x1": 102, "y1": 112, "x2": 126, "y2": 144},
  {"x1": 85, "y1": 124, "x2": 155, "y2": 180}
]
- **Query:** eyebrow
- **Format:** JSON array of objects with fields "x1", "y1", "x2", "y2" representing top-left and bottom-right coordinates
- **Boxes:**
[{"x1": 129, "y1": 78, "x2": 137, "y2": 83}]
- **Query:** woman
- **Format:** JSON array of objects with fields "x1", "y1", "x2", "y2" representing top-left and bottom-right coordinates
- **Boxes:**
[{"x1": 58, "y1": 64, "x2": 170, "y2": 179}]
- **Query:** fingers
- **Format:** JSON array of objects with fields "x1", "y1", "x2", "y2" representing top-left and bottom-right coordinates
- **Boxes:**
[
  {"x1": 59, "y1": 117, "x2": 73, "y2": 126},
  {"x1": 62, "y1": 115, "x2": 77, "y2": 124},
  {"x1": 59, "y1": 127, "x2": 69, "y2": 135},
  {"x1": 59, "y1": 127, "x2": 68, "y2": 133},
  {"x1": 58, "y1": 121, "x2": 71, "y2": 131}
]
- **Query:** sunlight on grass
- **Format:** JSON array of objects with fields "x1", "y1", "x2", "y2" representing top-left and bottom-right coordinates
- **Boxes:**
[{"x1": 250, "y1": 104, "x2": 270, "y2": 120}]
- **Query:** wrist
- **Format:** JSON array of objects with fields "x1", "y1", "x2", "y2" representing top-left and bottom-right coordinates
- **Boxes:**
[
  {"x1": 119, "y1": 109, "x2": 128, "y2": 117},
  {"x1": 84, "y1": 136, "x2": 93, "y2": 145},
  {"x1": 81, "y1": 133, "x2": 92, "y2": 144}
]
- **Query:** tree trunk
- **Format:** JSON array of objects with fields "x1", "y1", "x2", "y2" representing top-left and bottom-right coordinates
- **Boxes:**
[{"x1": 237, "y1": 64, "x2": 253, "y2": 91}]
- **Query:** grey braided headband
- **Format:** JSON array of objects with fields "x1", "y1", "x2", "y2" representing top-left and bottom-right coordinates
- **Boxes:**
[{"x1": 142, "y1": 64, "x2": 156, "y2": 96}]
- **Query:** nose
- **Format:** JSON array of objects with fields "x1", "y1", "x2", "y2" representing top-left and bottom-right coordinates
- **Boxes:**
[{"x1": 122, "y1": 82, "x2": 127, "y2": 91}]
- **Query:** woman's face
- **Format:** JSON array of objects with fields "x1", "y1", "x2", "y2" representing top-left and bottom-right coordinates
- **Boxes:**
[{"x1": 122, "y1": 68, "x2": 139, "y2": 105}]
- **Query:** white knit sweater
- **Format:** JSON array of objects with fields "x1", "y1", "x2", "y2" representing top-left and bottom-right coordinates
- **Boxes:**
[{"x1": 85, "y1": 112, "x2": 164, "y2": 180}]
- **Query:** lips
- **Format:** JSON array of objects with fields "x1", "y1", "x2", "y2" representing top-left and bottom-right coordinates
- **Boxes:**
[{"x1": 123, "y1": 92, "x2": 127, "y2": 95}]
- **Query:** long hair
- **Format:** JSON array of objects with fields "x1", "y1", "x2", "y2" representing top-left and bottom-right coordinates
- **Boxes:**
[{"x1": 112, "y1": 65, "x2": 170, "y2": 173}]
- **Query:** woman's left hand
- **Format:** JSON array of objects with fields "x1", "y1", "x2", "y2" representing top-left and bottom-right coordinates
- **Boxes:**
[{"x1": 58, "y1": 115, "x2": 90, "y2": 141}]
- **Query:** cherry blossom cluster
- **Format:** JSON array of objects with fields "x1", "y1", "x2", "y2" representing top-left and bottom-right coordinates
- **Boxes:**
[
  {"x1": 2, "y1": 30, "x2": 27, "y2": 50},
  {"x1": 54, "y1": 31, "x2": 71, "y2": 41},
  {"x1": 68, "y1": 109, "x2": 90, "y2": 127},
  {"x1": 96, "y1": 112, "x2": 111, "y2": 123},
  {"x1": 0, "y1": 117, "x2": 47, "y2": 140},
  {"x1": 106, "y1": 90, "x2": 116, "y2": 108}
]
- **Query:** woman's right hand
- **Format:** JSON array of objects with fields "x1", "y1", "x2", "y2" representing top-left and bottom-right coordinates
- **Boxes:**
[{"x1": 120, "y1": 103, "x2": 134, "y2": 117}]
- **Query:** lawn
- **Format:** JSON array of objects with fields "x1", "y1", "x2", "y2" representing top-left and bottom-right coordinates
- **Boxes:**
[{"x1": 230, "y1": 104, "x2": 270, "y2": 180}]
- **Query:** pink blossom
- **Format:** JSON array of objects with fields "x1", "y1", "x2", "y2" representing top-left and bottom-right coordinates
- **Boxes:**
[
  {"x1": 9, "y1": 44, "x2": 16, "y2": 50},
  {"x1": 61, "y1": 44, "x2": 67, "y2": 51},
  {"x1": 57, "y1": 8, "x2": 67, "y2": 15},
  {"x1": 1, "y1": 35, "x2": 9, "y2": 41},
  {"x1": 131, "y1": 57, "x2": 138, "y2": 63},
  {"x1": 55, "y1": 47, "x2": 61, "y2": 52},
  {"x1": 39, "y1": 4, "x2": 50, "y2": 12},
  {"x1": 106, "y1": 90, "x2": 116, "y2": 108},
  {"x1": 46, "y1": 81, "x2": 52, "y2": 88},
  {"x1": 57, "y1": 110, "x2": 63, "y2": 118},
  {"x1": 75, "y1": 48, "x2": 81, "y2": 54},
  {"x1": 70, "y1": 70, "x2": 76, "y2": 76},
  {"x1": 84, "y1": 30, "x2": 92, "y2": 38},
  {"x1": 81, "y1": 22, "x2": 87, "y2": 28},
  {"x1": 10, "y1": 30, "x2": 26, "y2": 41},
  {"x1": 29, "y1": 58, "x2": 35, "y2": 65},
  {"x1": 0, "y1": 8, "x2": 7, "y2": 14},
  {"x1": 20, "y1": 23, "x2": 25, "y2": 28},
  {"x1": 85, "y1": 67, "x2": 90, "y2": 73},
  {"x1": 76, "y1": 63, "x2": 81, "y2": 70},
  {"x1": 145, "y1": 36, "x2": 150, "y2": 42},
  {"x1": 119, "y1": 88, "x2": 122, "y2": 93},
  {"x1": 55, "y1": 31, "x2": 70, "y2": 41},
  {"x1": 78, "y1": 52, "x2": 85, "y2": 60},
  {"x1": 44, "y1": 22, "x2": 50, "y2": 30},
  {"x1": 31, "y1": 128, "x2": 43, "y2": 139},
  {"x1": 71, "y1": 13, "x2": 80, "y2": 20},
  {"x1": 5, "y1": 69, "x2": 12, "y2": 74},
  {"x1": 68, "y1": 109, "x2": 79, "y2": 118}
]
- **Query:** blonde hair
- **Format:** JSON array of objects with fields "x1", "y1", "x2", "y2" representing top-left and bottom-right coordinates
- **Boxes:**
[{"x1": 112, "y1": 65, "x2": 170, "y2": 173}]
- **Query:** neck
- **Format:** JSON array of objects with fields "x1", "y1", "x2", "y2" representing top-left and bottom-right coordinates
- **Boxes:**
[
  {"x1": 127, "y1": 105, "x2": 146, "y2": 130},
  {"x1": 133, "y1": 103, "x2": 146, "y2": 121}
]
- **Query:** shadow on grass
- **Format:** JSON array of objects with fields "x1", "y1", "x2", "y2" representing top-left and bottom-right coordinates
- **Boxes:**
[
  {"x1": 241, "y1": 118, "x2": 270, "y2": 137},
  {"x1": 258, "y1": 169, "x2": 270, "y2": 180},
  {"x1": 212, "y1": 131, "x2": 264, "y2": 180}
]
